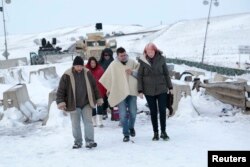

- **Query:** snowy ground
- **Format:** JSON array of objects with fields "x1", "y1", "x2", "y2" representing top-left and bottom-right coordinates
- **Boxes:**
[
  {"x1": 1, "y1": 13, "x2": 250, "y2": 167},
  {"x1": 0, "y1": 99, "x2": 250, "y2": 167},
  {"x1": 1, "y1": 60, "x2": 250, "y2": 167}
]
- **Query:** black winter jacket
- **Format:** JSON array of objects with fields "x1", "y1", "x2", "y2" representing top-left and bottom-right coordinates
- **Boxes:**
[{"x1": 137, "y1": 52, "x2": 173, "y2": 96}]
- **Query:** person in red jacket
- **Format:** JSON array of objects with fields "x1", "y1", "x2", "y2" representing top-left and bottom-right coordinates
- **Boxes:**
[{"x1": 86, "y1": 57, "x2": 107, "y2": 127}]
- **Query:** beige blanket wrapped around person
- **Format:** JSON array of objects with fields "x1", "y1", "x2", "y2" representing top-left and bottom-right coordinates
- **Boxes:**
[{"x1": 99, "y1": 59, "x2": 138, "y2": 107}]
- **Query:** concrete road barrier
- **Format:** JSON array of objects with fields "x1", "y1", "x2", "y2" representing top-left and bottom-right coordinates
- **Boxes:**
[
  {"x1": 38, "y1": 66, "x2": 58, "y2": 80},
  {"x1": 0, "y1": 76, "x2": 5, "y2": 84},
  {"x1": 214, "y1": 73, "x2": 230, "y2": 82},
  {"x1": 42, "y1": 89, "x2": 57, "y2": 125},
  {"x1": 172, "y1": 82, "x2": 191, "y2": 114},
  {"x1": 174, "y1": 72, "x2": 181, "y2": 80},
  {"x1": 8, "y1": 68, "x2": 25, "y2": 83},
  {"x1": 28, "y1": 71, "x2": 38, "y2": 83},
  {"x1": 3, "y1": 84, "x2": 36, "y2": 122},
  {"x1": 29, "y1": 66, "x2": 58, "y2": 83},
  {"x1": 0, "y1": 57, "x2": 28, "y2": 69}
]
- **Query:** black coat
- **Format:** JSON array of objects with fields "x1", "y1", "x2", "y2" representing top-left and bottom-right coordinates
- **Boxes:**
[{"x1": 137, "y1": 52, "x2": 173, "y2": 96}]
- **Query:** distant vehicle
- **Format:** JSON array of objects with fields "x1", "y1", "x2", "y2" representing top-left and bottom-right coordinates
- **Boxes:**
[
  {"x1": 30, "y1": 38, "x2": 75, "y2": 65},
  {"x1": 30, "y1": 52, "x2": 44, "y2": 65},
  {"x1": 75, "y1": 32, "x2": 117, "y2": 60}
]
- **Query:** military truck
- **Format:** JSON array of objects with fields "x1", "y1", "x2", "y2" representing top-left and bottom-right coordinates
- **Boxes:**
[
  {"x1": 30, "y1": 38, "x2": 75, "y2": 65},
  {"x1": 75, "y1": 32, "x2": 117, "y2": 60}
]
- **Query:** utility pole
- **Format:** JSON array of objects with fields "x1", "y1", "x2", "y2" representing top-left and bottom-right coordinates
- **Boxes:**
[
  {"x1": 201, "y1": 0, "x2": 219, "y2": 64},
  {"x1": 1, "y1": 0, "x2": 11, "y2": 60}
]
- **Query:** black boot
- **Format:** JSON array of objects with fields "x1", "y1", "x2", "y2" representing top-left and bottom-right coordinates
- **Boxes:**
[
  {"x1": 160, "y1": 131, "x2": 170, "y2": 141},
  {"x1": 130, "y1": 128, "x2": 136, "y2": 137},
  {"x1": 152, "y1": 132, "x2": 159, "y2": 141},
  {"x1": 85, "y1": 142, "x2": 97, "y2": 148},
  {"x1": 72, "y1": 143, "x2": 82, "y2": 149},
  {"x1": 123, "y1": 136, "x2": 130, "y2": 142}
]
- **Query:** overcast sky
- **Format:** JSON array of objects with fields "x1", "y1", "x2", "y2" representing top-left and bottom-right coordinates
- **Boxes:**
[{"x1": 0, "y1": 0, "x2": 249, "y2": 36}]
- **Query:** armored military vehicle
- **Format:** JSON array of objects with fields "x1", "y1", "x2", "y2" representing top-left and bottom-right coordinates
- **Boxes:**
[
  {"x1": 30, "y1": 38, "x2": 75, "y2": 65},
  {"x1": 75, "y1": 23, "x2": 117, "y2": 60}
]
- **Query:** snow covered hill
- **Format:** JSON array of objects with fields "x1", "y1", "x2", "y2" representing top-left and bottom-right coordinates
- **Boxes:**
[
  {"x1": 1, "y1": 13, "x2": 250, "y2": 69},
  {"x1": 126, "y1": 13, "x2": 250, "y2": 68}
]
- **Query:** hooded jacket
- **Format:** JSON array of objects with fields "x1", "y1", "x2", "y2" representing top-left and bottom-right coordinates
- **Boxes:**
[
  {"x1": 137, "y1": 52, "x2": 173, "y2": 96},
  {"x1": 99, "y1": 48, "x2": 114, "y2": 71},
  {"x1": 85, "y1": 63, "x2": 107, "y2": 98}
]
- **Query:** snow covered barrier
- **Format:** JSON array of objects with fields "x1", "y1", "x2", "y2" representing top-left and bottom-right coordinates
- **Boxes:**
[
  {"x1": 172, "y1": 81, "x2": 191, "y2": 114},
  {"x1": 29, "y1": 66, "x2": 58, "y2": 83},
  {"x1": 0, "y1": 76, "x2": 5, "y2": 84},
  {"x1": 28, "y1": 70, "x2": 38, "y2": 83},
  {"x1": 8, "y1": 68, "x2": 25, "y2": 83},
  {"x1": 174, "y1": 72, "x2": 181, "y2": 80},
  {"x1": 0, "y1": 112, "x2": 3, "y2": 120},
  {"x1": 42, "y1": 89, "x2": 57, "y2": 125},
  {"x1": 3, "y1": 84, "x2": 36, "y2": 122},
  {"x1": 0, "y1": 57, "x2": 28, "y2": 69},
  {"x1": 213, "y1": 74, "x2": 230, "y2": 82},
  {"x1": 38, "y1": 66, "x2": 58, "y2": 80}
]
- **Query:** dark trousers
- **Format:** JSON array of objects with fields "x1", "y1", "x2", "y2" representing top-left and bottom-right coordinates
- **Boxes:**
[
  {"x1": 145, "y1": 93, "x2": 168, "y2": 133},
  {"x1": 103, "y1": 95, "x2": 113, "y2": 116},
  {"x1": 92, "y1": 105, "x2": 104, "y2": 116}
]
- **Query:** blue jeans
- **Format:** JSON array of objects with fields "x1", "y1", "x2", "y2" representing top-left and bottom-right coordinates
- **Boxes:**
[
  {"x1": 70, "y1": 105, "x2": 94, "y2": 146},
  {"x1": 117, "y1": 95, "x2": 137, "y2": 136}
]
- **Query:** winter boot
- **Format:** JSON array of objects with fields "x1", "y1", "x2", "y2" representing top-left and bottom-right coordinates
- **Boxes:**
[
  {"x1": 102, "y1": 110, "x2": 108, "y2": 120},
  {"x1": 92, "y1": 116, "x2": 97, "y2": 127},
  {"x1": 152, "y1": 132, "x2": 159, "y2": 141},
  {"x1": 123, "y1": 136, "x2": 130, "y2": 142},
  {"x1": 160, "y1": 131, "x2": 170, "y2": 141},
  {"x1": 85, "y1": 141, "x2": 97, "y2": 149},
  {"x1": 98, "y1": 115, "x2": 104, "y2": 128},
  {"x1": 72, "y1": 143, "x2": 82, "y2": 149},
  {"x1": 130, "y1": 128, "x2": 136, "y2": 137}
]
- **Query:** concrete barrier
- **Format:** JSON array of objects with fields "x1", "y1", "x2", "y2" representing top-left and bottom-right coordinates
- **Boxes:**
[
  {"x1": 8, "y1": 68, "x2": 25, "y2": 83},
  {"x1": 0, "y1": 57, "x2": 28, "y2": 69},
  {"x1": 29, "y1": 66, "x2": 58, "y2": 83},
  {"x1": 0, "y1": 112, "x2": 3, "y2": 120},
  {"x1": 38, "y1": 66, "x2": 58, "y2": 80},
  {"x1": 3, "y1": 84, "x2": 36, "y2": 122},
  {"x1": 174, "y1": 72, "x2": 181, "y2": 80},
  {"x1": 42, "y1": 89, "x2": 57, "y2": 125},
  {"x1": 0, "y1": 76, "x2": 5, "y2": 84},
  {"x1": 28, "y1": 70, "x2": 38, "y2": 83},
  {"x1": 184, "y1": 76, "x2": 192, "y2": 82},
  {"x1": 214, "y1": 74, "x2": 230, "y2": 82},
  {"x1": 172, "y1": 81, "x2": 191, "y2": 115},
  {"x1": 167, "y1": 64, "x2": 175, "y2": 77}
]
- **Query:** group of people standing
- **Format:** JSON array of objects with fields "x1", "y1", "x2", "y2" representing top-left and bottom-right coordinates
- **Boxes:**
[{"x1": 56, "y1": 43, "x2": 173, "y2": 149}]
